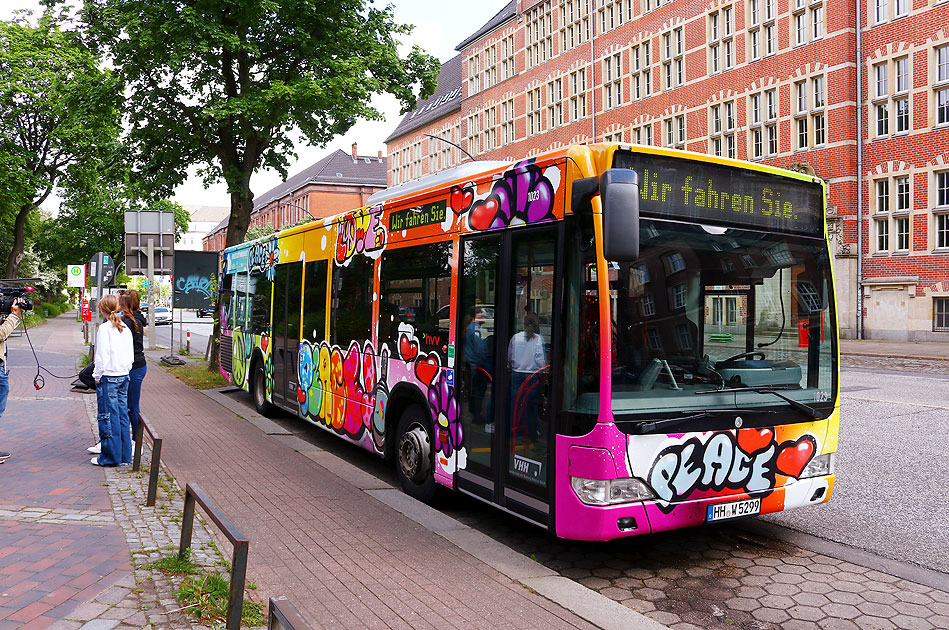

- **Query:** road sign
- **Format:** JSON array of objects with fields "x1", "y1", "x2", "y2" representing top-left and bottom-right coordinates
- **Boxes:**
[
  {"x1": 89, "y1": 252, "x2": 115, "y2": 286},
  {"x1": 124, "y1": 210, "x2": 175, "y2": 275},
  {"x1": 67, "y1": 264, "x2": 86, "y2": 288},
  {"x1": 81, "y1": 292, "x2": 91, "y2": 321}
]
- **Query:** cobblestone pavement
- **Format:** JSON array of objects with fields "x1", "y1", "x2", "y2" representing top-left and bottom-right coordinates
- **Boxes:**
[
  {"x1": 438, "y1": 491, "x2": 949, "y2": 630},
  {"x1": 841, "y1": 354, "x2": 949, "y2": 374}
]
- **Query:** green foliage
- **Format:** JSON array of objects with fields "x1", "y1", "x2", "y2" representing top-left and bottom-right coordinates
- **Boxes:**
[
  {"x1": 0, "y1": 14, "x2": 122, "y2": 277},
  {"x1": 175, "y1": 571, "x2": 264, "y2": 627},
  {"x1": 80, "y1": 0, "x2": 440, "y2": 247},
  {"x1": 242, "y1": 223, "x2": 275, "y2": 243},
  {"x1": 149, "y1": 549, "x2": 201, "y2": 576},
  {"x1": 40, "y1": 302, "x2": 60, "y2": 317}
]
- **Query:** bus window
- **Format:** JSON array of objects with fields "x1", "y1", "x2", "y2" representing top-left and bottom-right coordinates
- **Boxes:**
[
  {"x1": 303, "y1": 260, "x2": 328, "y2": 341},
  {"x1": 332, "y1": 256, "x2": 373, "y2": 346},
  {"x1": 248, "y1": 270, "x2": 272, "y2": 336},
  {"x1": 379, "y1": 242, "x2": 451, "y2": 353}
]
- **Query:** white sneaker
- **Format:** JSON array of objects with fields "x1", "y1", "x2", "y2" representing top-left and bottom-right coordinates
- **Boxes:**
[
  {"x1": 87, "y1": 442, "x2": 101, "y2": 454},
  {"x1": 90, "y1": 457, "x2": 103, "y2": 466},
  {"x1": 485, "y1": 423, "x2": 494, "y2": 434}
]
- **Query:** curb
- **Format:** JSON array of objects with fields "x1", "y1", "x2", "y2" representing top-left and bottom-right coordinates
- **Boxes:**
[{"x1": 200, "y1": 386, "x2": 669, "y2": 630}]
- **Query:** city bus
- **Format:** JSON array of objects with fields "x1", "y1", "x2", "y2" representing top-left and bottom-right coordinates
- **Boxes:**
[{"x1": 217, "y1": 144, "x2": 838, "y2": 541}]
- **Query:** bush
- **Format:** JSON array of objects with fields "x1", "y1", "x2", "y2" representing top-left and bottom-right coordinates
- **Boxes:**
[{"x1": 41, "y1": 302, "x2": 60, "y2": 317}]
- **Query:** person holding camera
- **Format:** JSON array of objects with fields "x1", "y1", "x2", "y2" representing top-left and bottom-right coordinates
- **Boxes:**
[{"x1": 0, "y1": 298, "x2": 25, "y2": 463}]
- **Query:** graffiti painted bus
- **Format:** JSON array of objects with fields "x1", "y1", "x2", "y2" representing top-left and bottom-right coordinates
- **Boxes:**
[{"x1": 217, "y1": 144, "x2": 838, "y2": 541}]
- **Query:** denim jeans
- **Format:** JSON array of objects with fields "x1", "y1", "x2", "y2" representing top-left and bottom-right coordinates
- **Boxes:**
[
  {"x1": 127, "y1": 365, "x2": 147, "y2": 442},
  {"x1": 0, "y1": 363, "x2": 8, "y2": 419},
  {"x1": 96, "y1": 375, "x2": 130, "y2": 466}
]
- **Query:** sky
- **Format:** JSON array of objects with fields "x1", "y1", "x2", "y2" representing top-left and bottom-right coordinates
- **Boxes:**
[{"x1": 1, "y1": 0, "x2": 508, "y2": 210}]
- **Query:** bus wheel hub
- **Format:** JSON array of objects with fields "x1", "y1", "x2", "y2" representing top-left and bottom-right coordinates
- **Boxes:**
[{"x1": 399, "y1": 424, "x2": 431, "y2": 483}]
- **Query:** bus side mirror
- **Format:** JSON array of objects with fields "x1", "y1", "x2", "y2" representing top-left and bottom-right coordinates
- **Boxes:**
[{"x1": 601, "y1": 169, "x2": 640, "y2": 261}]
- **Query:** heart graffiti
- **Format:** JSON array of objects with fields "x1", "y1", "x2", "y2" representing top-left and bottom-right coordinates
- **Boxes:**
[{"x1": 775, "y1": 435, "x2": 817, "y2": 478}]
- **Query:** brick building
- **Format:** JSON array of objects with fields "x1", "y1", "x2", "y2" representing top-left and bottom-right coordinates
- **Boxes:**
[
  {"x1": 385, "y1": 0, "x2": 949, "y2": 341},
  {"x1": 203, "y1": 145, "x2": 387, "y2": 251}
]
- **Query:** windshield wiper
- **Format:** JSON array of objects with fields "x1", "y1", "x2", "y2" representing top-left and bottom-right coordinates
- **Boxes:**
[
  {"x1": 619, "y1": 408, "x2": 776, "y2": 435},
  {"x1": 695, "y1": 386, "x2": 821, "y2": 421}
]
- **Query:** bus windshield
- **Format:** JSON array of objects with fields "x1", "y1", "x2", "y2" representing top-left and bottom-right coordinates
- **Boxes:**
[{"x1": 570, "y1": 218, "x2": 837, "y2": 425}]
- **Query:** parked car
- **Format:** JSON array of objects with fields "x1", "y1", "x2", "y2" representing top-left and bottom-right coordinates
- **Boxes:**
[
  {"x1": 196, "y1": 307, "x2": 213, "y2": 318},
  {"x1": 153, "y1": 307, "x2": 173, "y2": 324}
]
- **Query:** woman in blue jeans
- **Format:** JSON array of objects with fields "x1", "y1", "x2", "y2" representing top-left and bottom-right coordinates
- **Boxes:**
[
  {"x1": 92, "y1": 295, "x2": 133, "y2": 467},
  {"x1": 119, "y1": 290, "x2": 147, "y2": 446}
]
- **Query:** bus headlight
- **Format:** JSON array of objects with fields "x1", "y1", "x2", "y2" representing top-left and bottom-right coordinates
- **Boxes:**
[
  {"x1": 571, "y1": 477, "x2": 656, "y2": 506},
  {"x1": 800, "y1": 453, "x2": 834, "y2": 479}
]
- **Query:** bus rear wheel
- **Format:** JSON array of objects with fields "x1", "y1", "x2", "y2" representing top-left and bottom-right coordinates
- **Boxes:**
[
  {"x1": 396, "y1": 404, "x2": 436, "y2": 503},
  {"x1": 252, "y1": 360, "x2": 273, "y2": 417}
]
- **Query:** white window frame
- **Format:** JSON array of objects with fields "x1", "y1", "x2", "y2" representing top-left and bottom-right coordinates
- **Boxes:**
[{"x1": 603, "y1": 52, "x2": 623, "y2": 110}]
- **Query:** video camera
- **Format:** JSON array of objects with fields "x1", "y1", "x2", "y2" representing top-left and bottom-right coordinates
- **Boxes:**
[{"x1": 0, "y1": 285, "x2": 35, "y2": 316}]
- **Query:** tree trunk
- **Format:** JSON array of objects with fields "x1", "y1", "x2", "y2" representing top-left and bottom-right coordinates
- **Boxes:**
[
  {"x1": 4, "y1": 202, "x2": 33, "y2": 279},
  {"x1": 208, "y1": 176, "x2": 255, "y2": 371}
]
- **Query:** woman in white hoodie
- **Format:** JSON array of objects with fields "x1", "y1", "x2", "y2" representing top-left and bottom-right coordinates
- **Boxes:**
[{"x1": 92, "y1": 295, "x2": 133, "y2": 467}]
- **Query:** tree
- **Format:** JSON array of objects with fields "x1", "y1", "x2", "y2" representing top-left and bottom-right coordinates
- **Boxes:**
[
  {"x1": 0, "y1": 15, "x2": 121, "y2": 278},
  {"x1": 79, "y1": 0, "x2": 440, "y2": 369},
  {"x1": 80, "y1": 0, "x2": 440, "y2": 249}
]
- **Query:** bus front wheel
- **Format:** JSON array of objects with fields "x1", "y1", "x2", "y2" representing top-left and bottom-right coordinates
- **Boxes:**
[
  {"x1": 396, "y1": 404, "x2": 436, "y2": 503},
  {"x1": 252, "y1": 360, "x2": 273, "y2": 417}
]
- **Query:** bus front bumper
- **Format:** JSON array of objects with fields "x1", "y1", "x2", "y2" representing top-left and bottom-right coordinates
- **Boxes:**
[{"x1": 555, "y1": 474, "x2": 835, "y2": 541}]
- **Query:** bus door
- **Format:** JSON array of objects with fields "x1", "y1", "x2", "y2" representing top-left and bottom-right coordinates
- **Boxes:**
[
  {"x1": 457, "y1": 226, "x2": 559, "y2": 523},
  {"x1": 272, "y1": 262, "x2": 303, "y2": 409}
]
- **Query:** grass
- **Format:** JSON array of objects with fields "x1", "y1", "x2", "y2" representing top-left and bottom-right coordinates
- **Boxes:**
[
  {"x1": 164, "y1": 360, "x2": 229, "y2": 390},
  {"x1": 151, "y1": 550, "x2": 264, "y2": 627},
  {"x1": 78, "y1": 353, "x2": 91, "y2": 368}
]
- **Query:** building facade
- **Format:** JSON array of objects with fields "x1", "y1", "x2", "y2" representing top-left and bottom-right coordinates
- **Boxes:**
[
  {"x1": 203, "y1": 145, "x2": 387, "y2": 251},
  {"x1": 180, "y1": 205, "x2": 228, "y2": 251},
  {"x1": 385, "y1": 0, "x2": 949, "y2": 341}
]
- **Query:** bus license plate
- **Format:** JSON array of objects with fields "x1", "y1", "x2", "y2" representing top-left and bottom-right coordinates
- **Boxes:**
[{"x1": 707, "y1": 498, "x2": 761, "y2": 522}]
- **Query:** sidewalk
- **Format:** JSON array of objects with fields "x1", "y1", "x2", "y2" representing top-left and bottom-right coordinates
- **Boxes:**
[
  {"x1": 139, "y1": 358, "x2": 661, "y2": 629},
  {"x1": 4, "y1": 314, "x2": 663, "y2": 630},
  {"x1": 0, "y1": 315, "x2": 229, "y2": 630},
  {"x1": 839, "y1": 338, "x2": 948, "y2": 361}
]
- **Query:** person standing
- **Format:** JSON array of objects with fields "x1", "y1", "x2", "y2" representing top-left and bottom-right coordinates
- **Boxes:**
[
  {"x1": 507, "y1": 313, "x2": 546, "y2": 442},
  {"x1": 91, "y1": 295, "x2": 133, "y2": 467},
  {"x1": 89, "y1": 290, "x2": 146, "y2": 461},
  {"x1": 0, "y1": 298, "x2": 25, "y2": 463}
]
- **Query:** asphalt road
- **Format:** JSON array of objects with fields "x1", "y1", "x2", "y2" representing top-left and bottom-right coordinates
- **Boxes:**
[
  {"x1": 763, "y1": 360, "x2": 949, "y2": 573},
  {"x1": 146, "y1": 310, "x2": 214, "y2": 355}
]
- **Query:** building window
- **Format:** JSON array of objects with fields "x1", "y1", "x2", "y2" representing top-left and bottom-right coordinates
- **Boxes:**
[
  {"x1": 570, "y1": 68, "x2": 588, "y2": 121},
  {"x1": 873, "y1": 175, "x2": 913, "y2": 253},
  {"x1": 794, "y1": 75, "x2": 826, "y2": 150},
  {"x1": 481, "y1": 107, "x2": 496, "y2": 152},
  {"x1": 793, "y1": 0, "x2": 824, "y2": 45},
  {"x1": 501, "y1": 34, "x2": 515, "y2": 81},
  {"x1": 604, "y1": 129, "x2": 624, "y2": 143},
  {"x1": 631, "y1": 41, "x2": 652, "y2": 100},
  {"x1": 526, "y1": 1, "x2": 553, "y2": 68},
  {"x1": 527, "y1": 87, "x2": 543, "y2": 136},
  {"x1": 483, "y1": 45, "x2": 497, "y2": 90},
  {"x1": 935, "y1": 171, "x2": 949, "y2": 249},
  {"x1": 547, "y1": 78, "x2": 564, "y2": 128},
  {"x1": 634, "y1": 122, "x2": 653, "y2": 145},
  {"x1": 873, "y1": 57, "x2": 911, "y2": 137},
  {"x1": 709, "y1": 100, "x2": 736, "y2": 158},
  {"x1": 935, "y1": 298, "x2": 949, "y2": 332},
  {"x1": 749, "y1": 88, "x2": 778, "y2": 158},
  {"x1": 708, "y1": 5, "x2": 735, "y2": 74},
  {"x1": 935, "y1": 44, "x2": 949, "y2": 126},
  {"x1": 500, "y1": 99, "x2": 515, "y2": 146},
  {"x1": 873, "y1": 0, "x2": 909, "y2": 25},
  {"x1": 664, "y1": 115, "x2": 685, "y2": 148},
  {"x1": 561, "y1": 0, "x2": 592, "y2": 52},
  {"x1": 748, "y1": 0, "x2": 775, "y2": 61},
  {"x1": 603, "y1": 52, "x2": 622, "y2": 109},
  {"x1": 662, "y1": 27, "x2": 684, "y2": 90},
  {"x1": 467, "y1": 114, "x2": 480, "y2": 155},
  {"x1": 599, "y1": 0, "x2": 632, "y2": 32},
  {"x1": 467, "y1": 54, "x2": 481, "y2": 95}
]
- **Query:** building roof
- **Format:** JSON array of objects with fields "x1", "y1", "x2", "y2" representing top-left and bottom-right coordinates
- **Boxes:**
[
  {"x1": 182, "y1": 204, "x2": 229, "y2": 223},
  {"x1": 384, "y1": 54, "x2": 463, "y2": 144},
  {"x1": 455, "y1": 0, "x2": 516, "y2": 51},
  {"x1": 252, "y1": 149, "x2": 387, "y2": 211}
]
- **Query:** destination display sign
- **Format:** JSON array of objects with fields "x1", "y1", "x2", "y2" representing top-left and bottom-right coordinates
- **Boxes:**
[
  {"x1": 612, "y1": 151, "x2": 824, "y2": 236},
  {"x1": 389, "y1": 200, "x2": 447, "y2": 232}
]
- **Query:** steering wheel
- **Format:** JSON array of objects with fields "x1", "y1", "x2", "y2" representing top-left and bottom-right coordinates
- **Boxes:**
[{"x1": 721, "y1": 351, "x2": 766, "y2": 363}]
